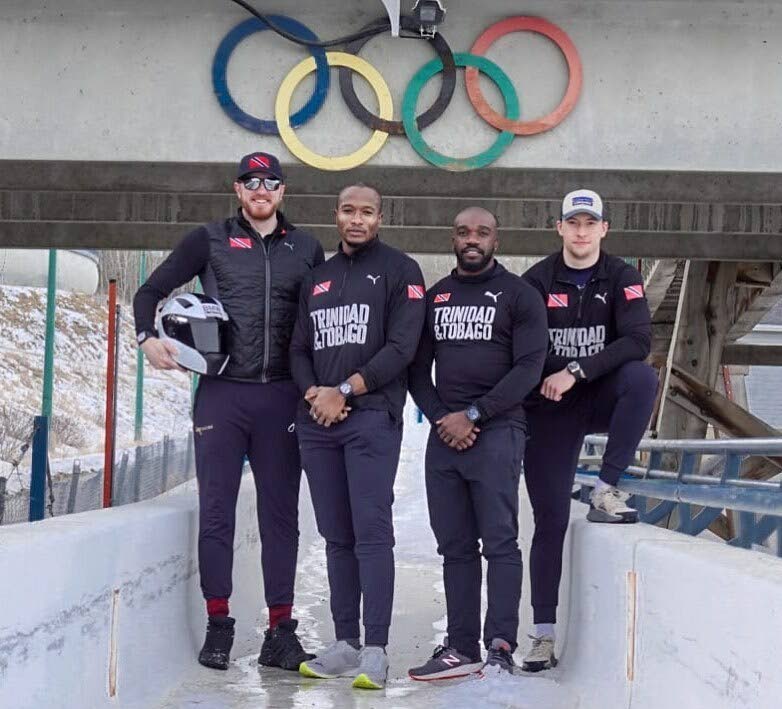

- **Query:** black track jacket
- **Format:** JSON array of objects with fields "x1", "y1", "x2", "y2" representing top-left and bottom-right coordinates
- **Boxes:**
[
  {"x1": 289, "y1": 237, "x2": 426, "y2": 422},
  {"x1": 133, "y1": 210, "x2": 324, "y2": 383},
  {"x1": 522, "y1": 250, "x2": 651, "y2": 395},
  {"x1": 408, "y1": 262, "x2": 548, "y2": 429}
]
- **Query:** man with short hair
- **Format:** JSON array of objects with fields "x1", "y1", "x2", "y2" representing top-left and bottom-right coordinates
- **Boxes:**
[
  {"x1": 133, "y1": 152, "x2": 323, "y2": 672},
  {"x1": 520, "y1": 189, "x2": 658, "y2": 672},
  {"x1": 290, "y1": 184, "x2": 426, "y2": 690},
  {"x1": 407, "y1": 207, "x2": 548, "y2": 678}
]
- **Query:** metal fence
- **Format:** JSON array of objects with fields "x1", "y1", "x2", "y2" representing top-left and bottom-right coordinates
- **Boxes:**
[
  {"x1": 0, "y1": 434, "x2": 195, "y2": 526},
  {"x1": 577, "y1": 434, "x2": 782, "y2": 555}
]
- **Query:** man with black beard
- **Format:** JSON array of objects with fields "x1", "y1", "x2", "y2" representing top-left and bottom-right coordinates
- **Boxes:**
[{"x1": 407, "y1": 207, "x2": 548, "y2": 679}]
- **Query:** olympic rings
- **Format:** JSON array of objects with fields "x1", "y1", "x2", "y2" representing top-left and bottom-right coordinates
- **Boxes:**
[
  {"x1": 213, "y1": 14, "x2": 582, "y2": 169},
  {"x1": 465, "y1": 17, "x2": 583, "y2": 135},
  {"x1": 339, "y1": 15, "x2": 456, "y2": 136},
  {"x1": 212, "y1": 16, "x2": 329, "y2": 135},
  {"x1": 403, "y1": 53, "x2": 519, "y2": 172},
  {"x1": 275, "y1": 52, "x2": 393, "y2": 172}
]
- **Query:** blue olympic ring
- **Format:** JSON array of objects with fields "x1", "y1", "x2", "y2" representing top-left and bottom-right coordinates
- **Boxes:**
[{"x1": 212, "y1": 16, "x2": 330, "y2": 136}]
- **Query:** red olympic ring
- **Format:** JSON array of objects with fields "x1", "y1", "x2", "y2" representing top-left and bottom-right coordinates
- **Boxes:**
[{"x1": 464, "y1": 16, "x2": 583, "y2": 136}]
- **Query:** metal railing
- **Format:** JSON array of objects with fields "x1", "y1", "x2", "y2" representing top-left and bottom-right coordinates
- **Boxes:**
[{"x1": 576, "y1": 435, "x2": 782, "y2": 556}]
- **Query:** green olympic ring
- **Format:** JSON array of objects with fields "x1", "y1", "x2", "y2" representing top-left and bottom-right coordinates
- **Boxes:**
[{"x1": 402, "y1": 53, "x2": 519, "y2": 172}]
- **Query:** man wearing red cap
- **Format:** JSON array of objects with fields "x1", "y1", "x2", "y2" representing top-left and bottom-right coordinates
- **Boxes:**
[{"x1": 133, "y1": 152, "x2": 323, "y2": 672}]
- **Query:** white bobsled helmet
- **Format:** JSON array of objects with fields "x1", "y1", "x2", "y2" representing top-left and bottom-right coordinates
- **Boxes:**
[{"x1": 155, "y1": 293, "x2": 230, "y2": 376}]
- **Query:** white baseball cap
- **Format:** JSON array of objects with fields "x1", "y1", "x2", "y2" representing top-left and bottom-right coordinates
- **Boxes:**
[{"x1": 561, "y1": 189, "x2": 604, "y2": 220}]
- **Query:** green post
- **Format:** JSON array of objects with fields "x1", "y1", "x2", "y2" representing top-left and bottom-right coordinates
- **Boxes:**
[
  {"x1": 134, "y1": 251, "x2": 147, "y2": 440},
  {"x1": 41, "y1": 249, "x2": 57, "y2": 418}
]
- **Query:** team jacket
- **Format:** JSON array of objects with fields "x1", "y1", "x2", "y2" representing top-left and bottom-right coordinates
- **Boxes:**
[
  {"x1": 522, "y1": 251, "x2": 652, "y2": 393},
  {"x1": 133, "y1": 210, "x2": 324, "y2": 382},
  {"x1": 289, "y1": 236, "x2": 426, "y2": 421},
  {"x1": 408, "y1": 262, "x2": 549, "y2": 429}
]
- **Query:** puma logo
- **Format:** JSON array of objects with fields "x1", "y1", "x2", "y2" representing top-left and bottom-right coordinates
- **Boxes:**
[
  {"x1": 367, "y1": 274, "x2": 381, "y2": 285},
  {"x1": 595, "y1": 292, "x2": 608, "y2": 304},
  {"x1": 284, "y1": 242, "x2": 294, "y2": 251},
  {"x1": 195, "y1": 425, "x2": 214, "y2": 436},
  {"x1": 484, "y1": 290, "x2": 502, "y2": 303}
]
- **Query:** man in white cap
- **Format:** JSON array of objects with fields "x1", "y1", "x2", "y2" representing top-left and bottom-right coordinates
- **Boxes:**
[{"x1": 519, "y1": 189, "x2": 658, "y2": 672}]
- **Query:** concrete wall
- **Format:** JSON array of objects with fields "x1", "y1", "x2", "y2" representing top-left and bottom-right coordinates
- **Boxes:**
[
  {"x1": 2, "y1": 471, "x2": 781, "y2": 708},
  {"x1": 3, "y1": 1, "x2": 782, "y2": 171},
  {"x1": 0, "y1": 477, "x2": 263, "y2": 709},
  {"x1": 0, "y1": 250, "x2": 99, "y2": 293}
]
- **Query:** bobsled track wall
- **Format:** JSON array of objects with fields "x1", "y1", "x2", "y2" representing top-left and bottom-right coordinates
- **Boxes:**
[{"x1": 1, "y1": 472, "x2": 780, "y2": 709}]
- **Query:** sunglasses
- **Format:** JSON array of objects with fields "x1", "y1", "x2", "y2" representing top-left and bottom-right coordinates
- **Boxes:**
[{"x1": 241, "y1": 176, "x2": 282, "y2": 191}]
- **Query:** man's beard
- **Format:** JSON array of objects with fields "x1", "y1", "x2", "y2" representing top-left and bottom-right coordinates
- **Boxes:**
[{"x1": 456, "y1": 248, "x2": 493, "y2": 273}]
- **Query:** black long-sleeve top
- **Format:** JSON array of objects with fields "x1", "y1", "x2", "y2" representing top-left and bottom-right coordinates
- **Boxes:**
[
  {"x1": 289, "y1": 236, "x2": 426, "y2": 422},
  {"x1": 408, "y1": 261, "x2": 549, "y2": 429},
  {"x1": 522, "y1": 251, "x2": 652, "y2": 384}
]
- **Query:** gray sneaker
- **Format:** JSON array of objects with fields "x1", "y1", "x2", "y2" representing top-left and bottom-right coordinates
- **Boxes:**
[
  {"x1": 352, "y1": 646, "x2": 389, "y2": 690},
  {"x1": 299, "y1": 640, "x2": 361, "y2": 679},
  {"x1": 483, "y1": 638, "x2": 516, "y2": 673},
  {"x1": 587, "y1": 485, "x2": 639, "y2": 523},
  {"x1": 521, "y1": 635, "x2": 558, "y2": 672},
  {"x1": 408, "y1": 641, "x2": 483, "y2": 681}
]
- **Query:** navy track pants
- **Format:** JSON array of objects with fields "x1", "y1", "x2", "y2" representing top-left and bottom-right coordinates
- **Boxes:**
[
  {"x1": 297, "y1": 409, "x2": 402, "y2": 647},
  {"x1": 193, "y1": 377, "x2": 302, "y2": 606},
  {"x1": 426, "y1": 423, "x2": 526, "y2": 659},
  {"x1": 524, "y1": 360, "x2": 658, "y2": 624}
]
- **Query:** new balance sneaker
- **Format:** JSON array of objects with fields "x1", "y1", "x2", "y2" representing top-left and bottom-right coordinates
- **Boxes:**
[
  {"x1": 258, "y1": 618, "x2": 315, "y2": 671},
  {"x1": 521, "y1": 635, "x2": 558, "y2": 672},
  {"x1": 198, "y1": 616, "x2": 235, "y2": 670},
  {"x1": 484, "y1": 638, "x2": 515, "y2": 673},
  {"x1": 408, "y1": 642, "x2": 483, "y2": 681},
  {"x1": 587, "y1": 485, "x2": 639, "y2": 523},
  {"x1": 299, "y1": 640, "x2": 361, "y2": 679},
  {"x1": 352, "y1": 646, "x2": 389, "y2": 690}
]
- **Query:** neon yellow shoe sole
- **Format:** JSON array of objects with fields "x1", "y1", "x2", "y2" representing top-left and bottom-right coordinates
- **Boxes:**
[
  {"x1": 299, "y1": 661, "x2": 337, "y2": 679},
  {"x1": 352, "y1": 672, "x2": 385, "y2": 690}
]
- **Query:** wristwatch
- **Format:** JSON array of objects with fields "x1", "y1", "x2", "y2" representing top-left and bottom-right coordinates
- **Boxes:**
[
  {"x1": 466, "y1": 405, "x2": 482, "y2": 423},
  {"x1": 136, "y1": 330, "x2": 156, "y2": 346},
  {"x1": 566, "y1": 361, "x2": 586, "y2": 382},
  {"x1": 338, "y1": 380, "x2": 354, "y2": 399}
]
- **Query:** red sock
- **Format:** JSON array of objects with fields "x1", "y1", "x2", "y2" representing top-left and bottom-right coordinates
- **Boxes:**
[
  {"x1": 268, "y1": 604, "x2": 292, "y2": 630},
  {"x1": 207, "y1": 598, "x2": 229, "y2": 617}
]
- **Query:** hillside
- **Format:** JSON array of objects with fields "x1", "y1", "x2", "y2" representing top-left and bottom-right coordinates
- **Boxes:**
[{"x1": 0, "y1": 285, "x2": 192, "y2": 476}]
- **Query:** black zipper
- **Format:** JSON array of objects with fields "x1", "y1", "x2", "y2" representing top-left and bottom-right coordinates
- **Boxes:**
[{"x1": 338, "y1": 255, "x2": 352, "y2": 298}]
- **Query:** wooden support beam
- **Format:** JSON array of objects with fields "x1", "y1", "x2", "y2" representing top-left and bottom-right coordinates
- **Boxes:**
[{"x1": 722, "y1": 344, "x2": 782, "y2": 366}]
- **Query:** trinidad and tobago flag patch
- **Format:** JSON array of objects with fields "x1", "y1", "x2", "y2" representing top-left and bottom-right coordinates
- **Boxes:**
[
  {"x1": 407, "y1": 285, "x2": 425, "y2": 300},
  {"x1": 312, "y1": 281, "x2": 332, "y2": 296},
  {"x1": 229, "y1": 237, "x2": 253, "y2": 249},
  {"x1": 433, "y1": 292, "x2": 451, "y2": 303},
  {"x1": 624, "y1": 285, "x2": 644, "y2": 301},
  {"x1": 547, "y1": 293, "x2": 569, "y2": 308}
]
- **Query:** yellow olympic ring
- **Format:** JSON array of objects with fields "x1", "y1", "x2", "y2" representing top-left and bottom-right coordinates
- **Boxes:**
[{"x1": 275, "y1": 52, "x2": 393, "y2": 171}]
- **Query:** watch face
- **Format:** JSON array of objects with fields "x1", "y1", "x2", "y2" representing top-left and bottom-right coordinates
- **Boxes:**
[
  {"x1": 137, "y1": 332, "x2": 149, "y2": 345},
  {"x1": 339, "y1": 382, "x2": 352, "y2": 396},
  {"x1": 467, "y1": 406, "x2": 480, "y2": 422}
]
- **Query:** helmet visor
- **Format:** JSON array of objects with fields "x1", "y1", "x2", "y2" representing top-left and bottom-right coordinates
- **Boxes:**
[{"x1": 161, "y1": 316, "x2": 227, "y2": 353}]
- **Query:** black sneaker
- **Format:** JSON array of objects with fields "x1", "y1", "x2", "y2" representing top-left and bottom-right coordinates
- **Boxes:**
[
  {"x1": 484, "y1": 638, "x2": 516, "y2": 673},
  {"x1": 408, "y1": 642, "x2": 483, "y2": 681},
  {"x1": 198, "y1": 616, "x2": 235, "y2": 670},
  {"x1": 258, "y1": 618, "x2": 314, "y2": 671}
]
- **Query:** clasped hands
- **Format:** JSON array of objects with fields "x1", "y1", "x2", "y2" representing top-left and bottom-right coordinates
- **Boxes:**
[
  {"x1": 305, "y1": 386, "x2": 351, "y2": 427},
  {"x1": 436, "y1": 411, "x2": 480, "y2": 451}
]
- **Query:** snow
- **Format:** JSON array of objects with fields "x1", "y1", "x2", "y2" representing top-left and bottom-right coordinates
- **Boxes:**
[{"x1": 0, "y1": 285, "x2": 192, "y2": 488}]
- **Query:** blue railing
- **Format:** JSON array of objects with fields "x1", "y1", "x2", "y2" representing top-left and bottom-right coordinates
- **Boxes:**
[{"x1": 576, "y1": 435, "x2": 782, "y2": 556}]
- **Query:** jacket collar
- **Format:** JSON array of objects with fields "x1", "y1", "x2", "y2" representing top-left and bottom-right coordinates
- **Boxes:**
[
  {"x1": 553, "y1": 250, "x2": 608, "y2": 282},
  {"x1": 236, "y1": 208, "x2": 292, "y2": 239},
  {"x1": 337, "y1": 234, "x2": 381, "y2": 260},
  {"x1": 450, "y1": 260, "x2": 505, "y2": 284}
]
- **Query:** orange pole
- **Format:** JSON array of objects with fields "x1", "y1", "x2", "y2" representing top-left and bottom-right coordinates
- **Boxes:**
[{"x1": 103, "y1": 279, "x2": 118, "y2": 508}]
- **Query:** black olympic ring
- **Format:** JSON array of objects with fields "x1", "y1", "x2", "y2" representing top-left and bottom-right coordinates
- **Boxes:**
[{"x1": 338, "y1": 15, "x2": 456, "y2": 136}]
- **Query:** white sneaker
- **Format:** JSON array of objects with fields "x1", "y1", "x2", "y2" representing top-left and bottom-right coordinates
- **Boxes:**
[
  {"x1": 587, "y1": 485, "x2": 638, "y2": 523},
  {"x1": 521, "y1": 635, "x2": 558, "y2": 672},
  {"x1": 299, "y1": 640, "x2": 360, "y2": 679}
]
